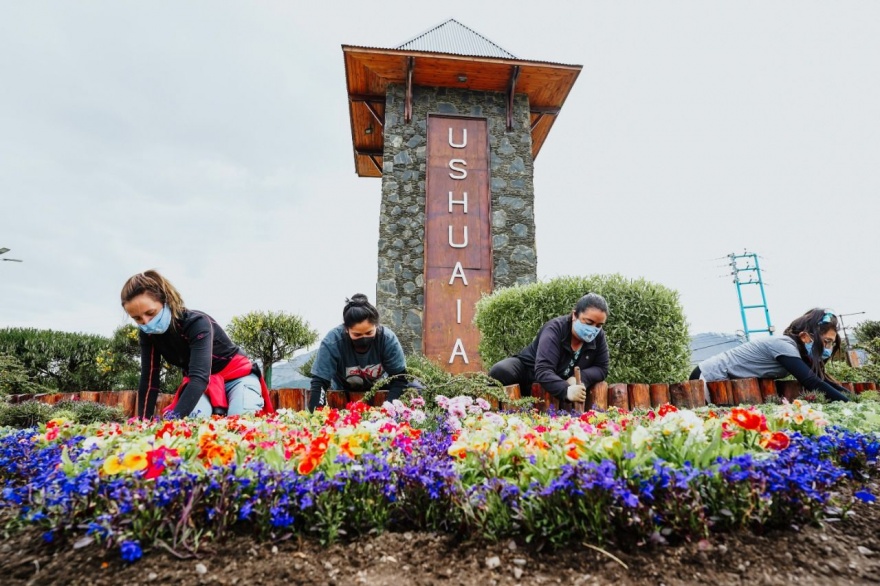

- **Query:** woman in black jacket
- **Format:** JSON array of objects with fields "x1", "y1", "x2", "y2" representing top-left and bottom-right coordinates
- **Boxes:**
[
  {"x1": 488, "y1": 293, "x2": 610, "y2": 403},
  {"x1": 121, "y1": 270, "x2": 274, "y2": 419}
]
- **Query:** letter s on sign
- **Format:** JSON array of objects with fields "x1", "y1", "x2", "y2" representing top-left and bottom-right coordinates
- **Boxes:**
[{"x1": 448, "y1": 159, "x2": 467, "y2": 180}]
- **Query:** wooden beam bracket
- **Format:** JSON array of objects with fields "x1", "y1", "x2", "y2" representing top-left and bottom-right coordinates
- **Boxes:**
[
  {"x1": 362, "y1": 101, "x2": 384, "y2": 129},
  {"x1": 405, "y1": 56, "x2": 414, "y2": 124},
  {"x1": 507, "y1": 65, "x2": 520, "y2": 131}
]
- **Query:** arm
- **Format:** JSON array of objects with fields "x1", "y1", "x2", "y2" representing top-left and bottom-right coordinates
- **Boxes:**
[
  {"x1": 532, "y1": 327, "x2": 570, "y2": 400},
  {"x1": 137, "y1": 335, "x2": 162, "y2": 418},
  {"x1": 775, "y1": 355, "x2": 850, "y2": 402},
  {"x1": 172, "y1": 321, "x2": 214, "y2": 417},
  {"x1": 579, "y1": 333, "x2": 609, "y2": 388},
  {"x1": 308, "y1": 376, "x2": 330, "y2": 412},
  {"x1": 308, "y1": 340, "x2": 337, "y2": 412}
]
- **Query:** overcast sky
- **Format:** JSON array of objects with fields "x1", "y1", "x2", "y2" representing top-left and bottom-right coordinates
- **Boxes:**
[{"x1": 1, "y1": 1, "x2": 878, "y2": 354}]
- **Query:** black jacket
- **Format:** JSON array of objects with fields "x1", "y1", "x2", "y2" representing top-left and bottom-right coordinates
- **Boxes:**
[
  {"x1": 517, "y1": 315, "x2": 610, "y2": 400},
  {"x1": 138, "y1": 309, "x2": 241, "y2": 418}
]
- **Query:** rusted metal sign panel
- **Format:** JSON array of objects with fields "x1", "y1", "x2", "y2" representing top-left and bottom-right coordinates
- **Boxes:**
[{"x1": 423, "y1": 115, "x2": 492, "y2": 372}]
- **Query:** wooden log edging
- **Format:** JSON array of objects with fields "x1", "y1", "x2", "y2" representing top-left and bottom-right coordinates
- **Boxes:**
[{"x1": 11, "y1": 377, "x2": 878, "y2": 418}]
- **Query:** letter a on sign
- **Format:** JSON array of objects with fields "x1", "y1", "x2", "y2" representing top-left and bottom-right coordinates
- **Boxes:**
[
  {"x1": 448, "y1": 262, "x2": 469, "y2": 285},
  {"x1": 448, "y1": 338, "x2": 469, "y2": 364}
]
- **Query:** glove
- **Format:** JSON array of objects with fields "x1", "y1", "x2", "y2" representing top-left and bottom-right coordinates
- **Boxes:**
[
  {"x1": 566, "y1": 384, "x2": 587, "y2": 403},
  {"x1": 566, "y1": 376, "x2": 577, "y2": 386}
]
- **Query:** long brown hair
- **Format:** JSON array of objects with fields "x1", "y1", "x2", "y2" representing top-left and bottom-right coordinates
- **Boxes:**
[
  {"x1": 783, "y1": 308, "x2": 840, "y2": 380},
  {"x1": 120, "y1": 270, "x2": 186, "y2": 321}
]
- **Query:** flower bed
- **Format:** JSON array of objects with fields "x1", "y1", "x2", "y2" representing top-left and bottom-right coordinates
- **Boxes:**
[{"x1": 1, "y1": 398, "x2": 878, "y2": 563}]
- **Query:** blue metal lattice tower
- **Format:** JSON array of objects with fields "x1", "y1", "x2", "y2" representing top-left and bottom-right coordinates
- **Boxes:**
[{"x1": 728, "y1": 251, "x2": 774, "y2": 340}]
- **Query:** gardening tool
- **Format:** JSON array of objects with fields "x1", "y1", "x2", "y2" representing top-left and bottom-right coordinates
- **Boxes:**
[{"x1": 573, "y1": 366, "x2": 585, "y2": 414}]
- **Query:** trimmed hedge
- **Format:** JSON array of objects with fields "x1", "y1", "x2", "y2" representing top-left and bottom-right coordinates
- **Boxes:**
[{"x1": 474, "y1": 275, "x2": 691, "y2": 384}]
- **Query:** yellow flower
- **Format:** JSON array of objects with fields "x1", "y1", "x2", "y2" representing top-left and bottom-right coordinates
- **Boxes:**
[{"x1": 102, "y1": 452, "x2": 148, "y2": 475}]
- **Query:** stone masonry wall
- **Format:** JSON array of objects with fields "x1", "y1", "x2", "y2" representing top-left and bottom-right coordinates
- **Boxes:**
[{"x1": 377, "y1": 83, "x2": 536, "y2": 354}]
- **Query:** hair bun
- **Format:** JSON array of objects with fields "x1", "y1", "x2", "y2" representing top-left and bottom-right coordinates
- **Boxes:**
[{"x1": 348, "y1": 293, "x2": 370, "y2": 306}]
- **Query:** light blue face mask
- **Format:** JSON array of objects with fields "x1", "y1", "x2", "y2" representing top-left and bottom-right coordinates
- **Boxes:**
[
  {"x1": 139, "y1": 304, "x2": 172, "y2": 335},
  {"x1": 573, "y1": 320, "x2": 600, "y2": 343},
  {"x1": 805, "y1": 341, "x2": 833, "y2": 361}
]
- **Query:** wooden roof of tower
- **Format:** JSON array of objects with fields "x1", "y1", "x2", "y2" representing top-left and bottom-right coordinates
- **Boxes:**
[{"x1": 343, "y1": 19, "x2": 582, "y2": 178}]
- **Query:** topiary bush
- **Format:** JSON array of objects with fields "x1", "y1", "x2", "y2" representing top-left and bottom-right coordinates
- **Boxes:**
[{"x1": 474, "y1": 274, "x2": 691, "y2": 384}]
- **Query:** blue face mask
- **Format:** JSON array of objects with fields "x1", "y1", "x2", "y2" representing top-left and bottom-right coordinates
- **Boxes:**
[
  {"x1": 573, "y1": 320, "x2": 600, "y2": 343},
  {"x1": 139, "y1": 305, "x2": 172, "y2": 335},
  {"x1": 805, "y1": 341, "x2": 833, "y2": 361}
]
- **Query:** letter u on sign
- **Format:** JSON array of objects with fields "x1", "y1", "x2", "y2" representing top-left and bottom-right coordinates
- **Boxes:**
[
  {"x1": 448, "y1": 127, "x2": 467, "y2": 148},
  {"x1": 448, "y1": 226, "x2": 468, "y2": 248}
]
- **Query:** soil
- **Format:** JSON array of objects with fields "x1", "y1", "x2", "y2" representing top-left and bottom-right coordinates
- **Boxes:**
[{"x1": 2, "y1": 489, "x2": 880, "y2": 586}]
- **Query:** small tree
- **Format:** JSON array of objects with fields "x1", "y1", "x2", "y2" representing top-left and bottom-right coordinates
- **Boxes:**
[
  {"x1": 226, "y1": 311, "x2": 319, "y2": 388},
  {"x1": 0, "y1": 352, "x2": 51, "y2": 396}
]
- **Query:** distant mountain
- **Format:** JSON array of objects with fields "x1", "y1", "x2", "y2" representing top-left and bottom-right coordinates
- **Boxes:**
[{"x1": 263, "y1": 349, "x2": 317, "y2": 389}]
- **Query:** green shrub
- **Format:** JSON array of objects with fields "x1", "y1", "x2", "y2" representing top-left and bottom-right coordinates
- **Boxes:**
[
  {"x1": 0, "y1": 400, "x2": 55, "y2": 428},
  {"x1": 0, "y1": 399, "x2": 125, "y2": 429},
  {"x1": 54, "y1": 400, "x2": 126, "y2": 424},
  {"x1": 826, "y1": 360, "x2": 880, "y2": 384},
  {"x1": 0, "y1": 328, "x2": 116, "y2": 392},
  {"x1": 474, "y1": 275, "x2": 691, "y2": 384}
]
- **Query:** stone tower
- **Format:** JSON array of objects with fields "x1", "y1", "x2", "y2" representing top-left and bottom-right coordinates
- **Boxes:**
[{"x1": 343, "y1": 19, "x2": 581, "y2": 372}]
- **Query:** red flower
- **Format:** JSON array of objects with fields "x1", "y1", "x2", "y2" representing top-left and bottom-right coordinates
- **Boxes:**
[
  {"x1": 657, "y1": 404, "x2": 678, "y2": 417},
  {"x1": 729, "y1": 408, "x2": 768, "y2": 432},
  {"x1": 760, "y1": 431, "x2": 790, "y2": 451},
  {"x1": 346, "y1": 401, "x2": 370, "y2": 413},
  {"x1": 143, "y1": 446, "x2": 179, "y2": 480}
]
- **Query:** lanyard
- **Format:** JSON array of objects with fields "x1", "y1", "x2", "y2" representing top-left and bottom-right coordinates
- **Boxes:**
[{"x1": 565, "y1": 346, "x2": 583, "y2": 378}]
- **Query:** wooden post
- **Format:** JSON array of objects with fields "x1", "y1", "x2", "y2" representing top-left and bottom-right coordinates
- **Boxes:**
[
  {"x1": 326, "y1": 391, "x2": 347, "y2": 410},
  {"x1": 531, "y1": 383, "x2": 560, "y2": 412},
  {"x1": 155, "y1": 394, "x2": 174, "y2": 415},
  {"x1": 276, "y1": 389, "x2": 306, "y2": 411},
  {"x1": 758, "y1": 379, "x2": 778, "y2": 402},
  {"x1": 775, "y1": 380, "x2": 803, "y2": 402},
  {"x1": 588, "y1": 381, "x2": 608, "y2": 411},
  {"x1": 627, "y1": 383, "x2": 651, "y2": 410},
  {"x1": 669, "y1": 382, "x2": 694, "y2": 409},
  {"x1": 571, "y1": 367, "x2": 585, "y2": 414},
  {"x1": 347, "y1": 391, "x2": 367, "y2": 406},
  {"x1": 607, "y1": 383, "x2": 629, "y2": 410},
  {"x1": 118, "y1": 391, "x2": 137, "y2": 418},
  {"x1": 706, "y1": 380, "x2": 731, "y2": 406},
  {"x1": 730, "y1": 378, "x2": 762, "y2": 405},
  {"x1": 501, "y1": 384, "x2": 521, "y2": 410},
  {"x1": 649, "y1": 383, "x2": 670, "y2": 408},
  {"x1": 689, "y1": 380, "x2": 708, "y2": 407},
  {"x1": 80, "y1": 391, "x2": 100, "y2": 404}
]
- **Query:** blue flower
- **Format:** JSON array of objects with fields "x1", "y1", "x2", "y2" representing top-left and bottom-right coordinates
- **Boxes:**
[
  {"x1": 854, "y1": 490, "x2": 876, "y2": 504},
  {"x1": 120, "y1": 539, "x2": 143, "y2": 563}
]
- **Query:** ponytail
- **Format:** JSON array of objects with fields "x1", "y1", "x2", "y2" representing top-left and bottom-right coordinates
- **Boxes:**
[{"x1": 120, "y1": 269, "x2": 186, "y2": 320}]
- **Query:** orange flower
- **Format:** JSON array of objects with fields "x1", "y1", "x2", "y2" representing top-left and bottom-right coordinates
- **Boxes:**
[
  {"x1": 760, "y1": 431, "x2": 790, "y2": 451},
  {"x1": 728, "y1": 408, "x2": 767, "y2": 432}
]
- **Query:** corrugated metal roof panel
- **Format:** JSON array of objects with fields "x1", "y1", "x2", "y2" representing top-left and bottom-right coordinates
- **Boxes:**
[{"x1": 395, "y1": 18, "x2": 517, "y2": 59}]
